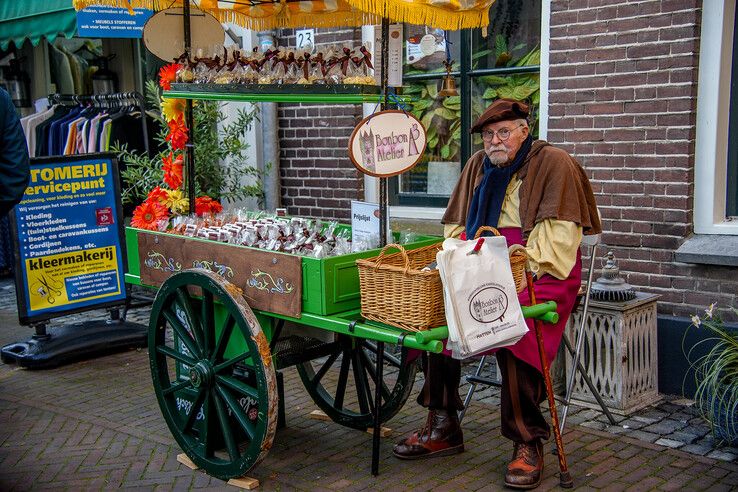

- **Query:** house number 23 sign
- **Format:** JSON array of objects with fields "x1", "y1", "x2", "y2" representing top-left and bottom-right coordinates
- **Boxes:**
[{"x1": 348, "y1": 110, "x2": 427, "y2": 177}]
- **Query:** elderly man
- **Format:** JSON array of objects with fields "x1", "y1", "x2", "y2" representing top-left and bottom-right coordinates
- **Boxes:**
[{"x1": 393, "y1": 99, "x2": 600, "y2": 490}]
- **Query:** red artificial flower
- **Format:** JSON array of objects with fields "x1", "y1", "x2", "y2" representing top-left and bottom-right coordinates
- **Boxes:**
[
  {"x1": 162, "y1": 152, "x2": 184, "y2": 190},
  {"x1": 131, "y1": 200, "x2": 169, "y2": 230},
  {"x1": 166, "y1": 114, "x2": 189, "y2": 151},
  {"x1": 145, "y1": 186, "x2": 168, "y2": 204},
  {"x1": 159, "y1": 63, "x2": 181, "y2": 91},
  {"x1": 195, "y1": 196, "x2": 223, "y2": 217}
]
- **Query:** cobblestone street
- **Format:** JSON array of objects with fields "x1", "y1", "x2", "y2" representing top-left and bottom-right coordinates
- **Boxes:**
[{"x1": 0, "y1": 278, "x2": 737, "y2": 491}]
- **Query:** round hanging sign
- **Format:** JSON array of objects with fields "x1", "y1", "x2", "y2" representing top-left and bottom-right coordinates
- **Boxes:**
[
  {"x1": 348, "y1": 110, "x2": 427, "y2": 177},
  {"x1": 143, "y1": 8, "x2": 225, "y2": 62}
]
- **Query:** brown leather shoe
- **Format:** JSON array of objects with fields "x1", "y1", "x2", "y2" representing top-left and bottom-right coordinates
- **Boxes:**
[
  {"x1": 505, "y1": 440, "x2": 543, "y2": 489},
  {"x1": 392, "y1": 409, "x2": 464, "y2": 460}
]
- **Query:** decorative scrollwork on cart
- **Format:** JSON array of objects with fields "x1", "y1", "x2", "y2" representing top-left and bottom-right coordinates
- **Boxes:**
[
  {"x1": 247, "y1": 270, "x2": 294, "y2": 295},
  {"x1": 145, "y1": 252, "x2": 182, "y2": 273},
  {"x1": 192, "y1": 259, "x2": 235, "y2": 279}
]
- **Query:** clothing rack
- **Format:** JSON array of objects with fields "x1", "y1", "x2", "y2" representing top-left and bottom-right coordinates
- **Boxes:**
[{"x1": 47, "y1": 91, "x2": 150, "y2": 155}]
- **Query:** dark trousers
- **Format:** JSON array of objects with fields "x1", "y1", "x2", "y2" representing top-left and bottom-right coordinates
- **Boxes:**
[{"x1": 417, "y1": 348, "x2": 550, "y2": 444}]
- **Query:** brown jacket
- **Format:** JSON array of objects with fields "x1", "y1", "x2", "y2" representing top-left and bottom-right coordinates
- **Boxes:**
[{"x1": 442, "y1": 141, "x2": 601, "y2": 238}]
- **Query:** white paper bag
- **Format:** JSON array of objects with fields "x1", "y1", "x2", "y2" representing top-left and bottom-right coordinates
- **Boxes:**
[{"x1": 436, "y1": 236, "x2": 529, "y2": 359}]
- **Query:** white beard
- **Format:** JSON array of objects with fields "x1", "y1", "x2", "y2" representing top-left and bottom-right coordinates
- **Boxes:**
[{"x1": 486, "y1": 148, "x2": 510, "y2": 166}]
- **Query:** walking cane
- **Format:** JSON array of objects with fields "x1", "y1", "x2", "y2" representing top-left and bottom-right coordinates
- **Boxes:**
[{"x1": 525, "y1": 269, "x2": 574, "y2": 488}]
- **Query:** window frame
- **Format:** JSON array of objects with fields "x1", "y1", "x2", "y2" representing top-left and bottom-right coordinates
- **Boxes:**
[
  {"x1": 362, "y1": 4, "x2": 550, "y2": 218},
  {"x1": 694, "y1": 0, "x2": 738, "y2": 234}
]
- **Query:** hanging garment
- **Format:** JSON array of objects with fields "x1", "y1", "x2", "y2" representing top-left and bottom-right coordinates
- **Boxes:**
[
  {"x1": 34, "y1": 106, "x2": 69, "y2": 157},
  {"x1": 30, "y1": 95, "x2": 149, "y2": 157},
  {"x1": 19, "y1": 106, "x2": 55, "y2": 156},
  {"x1": 48, "y1": 43, "x2": 75, "y2": 95}
]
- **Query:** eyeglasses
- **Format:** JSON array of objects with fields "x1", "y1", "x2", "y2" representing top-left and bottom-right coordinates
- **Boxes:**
[{"x1": 481, "y1": 124, "x2": 524, "y2": 142}]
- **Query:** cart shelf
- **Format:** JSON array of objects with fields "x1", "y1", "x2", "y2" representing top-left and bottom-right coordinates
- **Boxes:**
[{"x1": 164, "y1": 83, "x2": 411, "y2": 104}]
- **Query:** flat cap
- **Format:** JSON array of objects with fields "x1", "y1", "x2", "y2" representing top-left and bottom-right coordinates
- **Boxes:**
[{"x1": 470, "y1": 98, "x2": 530, "y2": 133}]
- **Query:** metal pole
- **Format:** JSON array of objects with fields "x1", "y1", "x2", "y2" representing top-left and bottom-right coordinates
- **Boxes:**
[
  {"x1": 371, "y1": 341, "x2": 385, "y2": 476},
  {"x1": 560, "y1": 335, "x2": 617, "y2": 425},
  {"x1": 459, "y1": 355, "x2": 487, "y2": 423},
  {"x1": 183, "y1": 0, "x2": 196, "y2": 214},
  {"x1": 560, "y1": 243, "x2": 598, "y2": 432},
  {"x1": 257, "y1": 31, "x2": 280, "y2": 211},
  {"x1": 370, "y1": 19, "x2": 391, "y2": 477},
  {"x1": 378, "y1": 18, "x2": 390, "y2": 246}
]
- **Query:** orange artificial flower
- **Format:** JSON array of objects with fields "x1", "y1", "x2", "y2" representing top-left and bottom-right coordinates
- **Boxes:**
[
  {"x1": 166, "y1": 114, "x2": 189, "y2": 151},
  {"x1": 131, "y1": 200, "x2": 169, "y2": 231},
  {"x1": 146, "y1": 186, "x2": 168, "y2": 204},
  {"x1": 159, "y1": 63, "x2": 181, "y2": 91},
  {"x1": 162, "y1": 152, "x2": 184, "y2": 190},
  {"x1": 195, "y1": 196, "x2": 223, "y2": 217}
]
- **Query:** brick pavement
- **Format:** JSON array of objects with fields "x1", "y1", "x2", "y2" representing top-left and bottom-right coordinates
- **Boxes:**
[{"x1": 1, "y1": 282, "x2": 737, "y2": 490}]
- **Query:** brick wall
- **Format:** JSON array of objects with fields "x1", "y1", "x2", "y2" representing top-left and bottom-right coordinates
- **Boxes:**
[
  {"x1": 549, "y1": 0, "x2": 737, "y2": 321},
  {"x1": 276, "y1": 28, "x2": 365, "y2": 222}
]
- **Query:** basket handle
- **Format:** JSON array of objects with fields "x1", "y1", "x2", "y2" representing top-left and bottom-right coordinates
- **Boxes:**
[
  {"x1": 508, "y1": 243, "x2": 528, "y2": 260},
  {"x1": 508, "y1": 244, "x2": 529, "y2": 293},
  {"x1": 373, "y1": 243, "x2": 411, "y2": 274},
  {"x1": 473, "y1": 226, "x2": 501, "y2": 239}
]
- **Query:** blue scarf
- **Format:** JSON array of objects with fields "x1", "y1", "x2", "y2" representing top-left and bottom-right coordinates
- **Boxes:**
[{"x1": 465, "y1": 135, "x2": 533, "y2": 239}]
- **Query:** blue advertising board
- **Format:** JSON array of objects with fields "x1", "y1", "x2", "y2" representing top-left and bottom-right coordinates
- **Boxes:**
[
  {"x1": 11, "y1": 154, "x2": 127, "y2": 324},
  {"x1": 77, "y1": 6, "x2": 153, "y2": 39}
]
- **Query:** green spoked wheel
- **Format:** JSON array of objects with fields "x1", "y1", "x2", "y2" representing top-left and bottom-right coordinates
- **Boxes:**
[
  {"x1": 297, "y1": 335, "x2": 418, "y2": 430},
  {"x1": 149, "y1": 268, "x2": 278, "y2": 480}
]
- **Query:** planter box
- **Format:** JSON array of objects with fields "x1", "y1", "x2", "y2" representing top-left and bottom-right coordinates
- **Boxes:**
[{"x1": 124, "y1": 226, "x2": 440, "y2": 317}]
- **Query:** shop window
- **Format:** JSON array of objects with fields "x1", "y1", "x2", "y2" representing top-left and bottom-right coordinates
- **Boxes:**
[{"x1": 392, "y1": 0, "x2": 542, "y2": 208}]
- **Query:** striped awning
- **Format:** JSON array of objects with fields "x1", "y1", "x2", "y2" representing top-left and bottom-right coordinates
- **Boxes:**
[
  {"x1": 0, "y1": 2, "x2": 78, "y2": 51},
  {"x1": 72, "y1": 0, "x2": 494, "y2": 31}
]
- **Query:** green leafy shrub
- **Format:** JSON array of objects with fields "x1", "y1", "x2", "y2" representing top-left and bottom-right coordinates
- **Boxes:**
[
  {"x1": 113, "y1": 80, "x2": 264, "y2": 208},
  {"x1": 685, "y1": 305, "x2": 738, "y2": 446}
]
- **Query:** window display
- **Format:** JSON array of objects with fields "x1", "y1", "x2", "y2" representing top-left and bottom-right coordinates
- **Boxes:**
[{"x1": 395, "y1": 0, "x2": 542, "y2": 207}]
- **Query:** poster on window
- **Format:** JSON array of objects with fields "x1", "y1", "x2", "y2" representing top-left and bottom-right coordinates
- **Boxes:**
[
  {"x1": 10, "y1": 154, "x2": 127, "y2": 325},
  {"x1": 406, "y1": 28, "x2": 447, "y2": 66}
]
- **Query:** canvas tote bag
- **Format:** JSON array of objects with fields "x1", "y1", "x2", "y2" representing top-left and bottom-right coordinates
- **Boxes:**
[{"x1": 436, "y1": 235, "x2": 528, "y2": 359}]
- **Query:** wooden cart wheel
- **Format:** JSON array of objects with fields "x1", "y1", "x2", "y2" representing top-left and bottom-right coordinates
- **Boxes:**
[
  {"x1": 297, "y1": 335, "x2": 418, "y2": 430},
  {"x1": 149, "y1": 268, "x2": 278, "y2": 480}
]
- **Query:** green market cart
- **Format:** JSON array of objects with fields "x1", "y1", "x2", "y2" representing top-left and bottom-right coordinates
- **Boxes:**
[{"x1": 124, "y1": 224, "x2": 558, "y2": 480}]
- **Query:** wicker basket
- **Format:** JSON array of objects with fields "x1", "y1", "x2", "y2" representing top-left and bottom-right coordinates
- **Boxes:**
[
  {"x1": 356, "y1": 242, "x2": 445, "y2": 332},
  {"x1": 473, "y1": 226, "x2": 528, "y2": 293}
]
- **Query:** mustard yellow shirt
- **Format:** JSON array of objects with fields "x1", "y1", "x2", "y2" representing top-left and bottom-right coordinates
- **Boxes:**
[{"x1": 443, "y1": 173, "x2": 582, "y2": 280}]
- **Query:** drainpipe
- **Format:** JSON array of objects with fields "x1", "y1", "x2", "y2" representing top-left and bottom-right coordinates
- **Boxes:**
[{"x1": 257, "y1": 31, "x2": 280, "y2": 211}]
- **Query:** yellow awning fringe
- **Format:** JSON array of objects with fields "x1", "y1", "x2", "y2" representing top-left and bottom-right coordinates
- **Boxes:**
[
  {"x1": 73, "y1": 0, "x2": 378, "y2": 30},
  {"x1": 346, "y1": 0, "x2": 491, "y2": 31},
  {"x1": 215, "y1": 9, "x2": 382, "y2": 31},
  {"x1": 72, "y1": 0, "x2": 492, "y2": 31}
]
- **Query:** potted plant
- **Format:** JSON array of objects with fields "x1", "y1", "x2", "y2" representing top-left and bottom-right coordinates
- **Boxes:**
[{"x1": 685, "y1": 305, "x2": 738, "y2": 446}]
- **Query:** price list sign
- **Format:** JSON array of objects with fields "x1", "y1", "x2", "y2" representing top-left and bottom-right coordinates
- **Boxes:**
[{"x1": 11, "y1": 154, "x2": 127, "y2": 324}]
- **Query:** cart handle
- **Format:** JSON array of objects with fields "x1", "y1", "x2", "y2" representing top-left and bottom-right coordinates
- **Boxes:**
[{"x1": 413, "y1": 301, "x2": 559, "y2": 344}]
